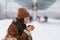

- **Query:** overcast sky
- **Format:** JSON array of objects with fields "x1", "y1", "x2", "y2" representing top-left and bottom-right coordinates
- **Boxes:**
[
  {"x1": 0, "y1": 0, "x2": 60, "y2": 11},
  {"x1": 0, "y1": 0, "x2": 60, "y2": 19}
]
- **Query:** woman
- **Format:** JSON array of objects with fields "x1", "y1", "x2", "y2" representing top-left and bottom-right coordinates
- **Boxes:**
[{"x1": 6, "y1": 8, "x2": 30, "y2": 40}]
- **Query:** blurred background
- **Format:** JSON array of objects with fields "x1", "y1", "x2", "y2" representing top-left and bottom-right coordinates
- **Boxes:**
[
  {"x1": 0, "y1": 0, "x2": 60, "y2": 40},
  {"x1": 0, "y1": 0, "x2": 60, "y2": 20}
]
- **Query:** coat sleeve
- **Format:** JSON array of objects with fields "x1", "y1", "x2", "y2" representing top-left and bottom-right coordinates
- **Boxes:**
[
  {"x1": 20, "y1": 32, "x2": 28, "y2": 40},
  {"x1": 7, "y1": 24, "x2": 23, "y2": 40},
  {"x1": 8, "y1": 24, "x2": 19, "y2": 36},
  {"x1": 7, "y1": 24, "x2": 28, "y2": 40}
]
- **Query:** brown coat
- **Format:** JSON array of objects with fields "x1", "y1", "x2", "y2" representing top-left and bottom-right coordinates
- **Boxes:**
[{"x1": 6, "y1": 24, "x2": 32, "y2": 40}]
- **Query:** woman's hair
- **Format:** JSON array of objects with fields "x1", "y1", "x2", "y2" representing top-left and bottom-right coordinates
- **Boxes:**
[{"x1": 12, "y1": 18, "x2": 26, "y2": 35}]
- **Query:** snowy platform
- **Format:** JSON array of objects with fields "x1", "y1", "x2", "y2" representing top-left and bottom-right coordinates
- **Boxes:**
[{"x1": 0, "y1": 18, "x2": 60, "y2": 40}]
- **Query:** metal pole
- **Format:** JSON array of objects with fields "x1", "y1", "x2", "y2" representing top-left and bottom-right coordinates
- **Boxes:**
[
  {"x1": 6, "y1": 0, "x2": 8, "y2": 19},
  {"x1": 32, "y1": 0, "x2": 37, "y2": 20}
]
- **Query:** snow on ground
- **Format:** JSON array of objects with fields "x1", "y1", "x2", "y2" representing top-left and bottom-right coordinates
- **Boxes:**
[
  {"x1": 0, "y1": 18, "x2": 60, "y2": 40},
  {"x1": 0, "y1": 19, "x2": 13, "y2": 40}
]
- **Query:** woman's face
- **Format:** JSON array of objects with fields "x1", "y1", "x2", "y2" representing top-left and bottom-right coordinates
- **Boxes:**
[{"x1": 24, "y1": 17, "x2": 29, "y2": 24}]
